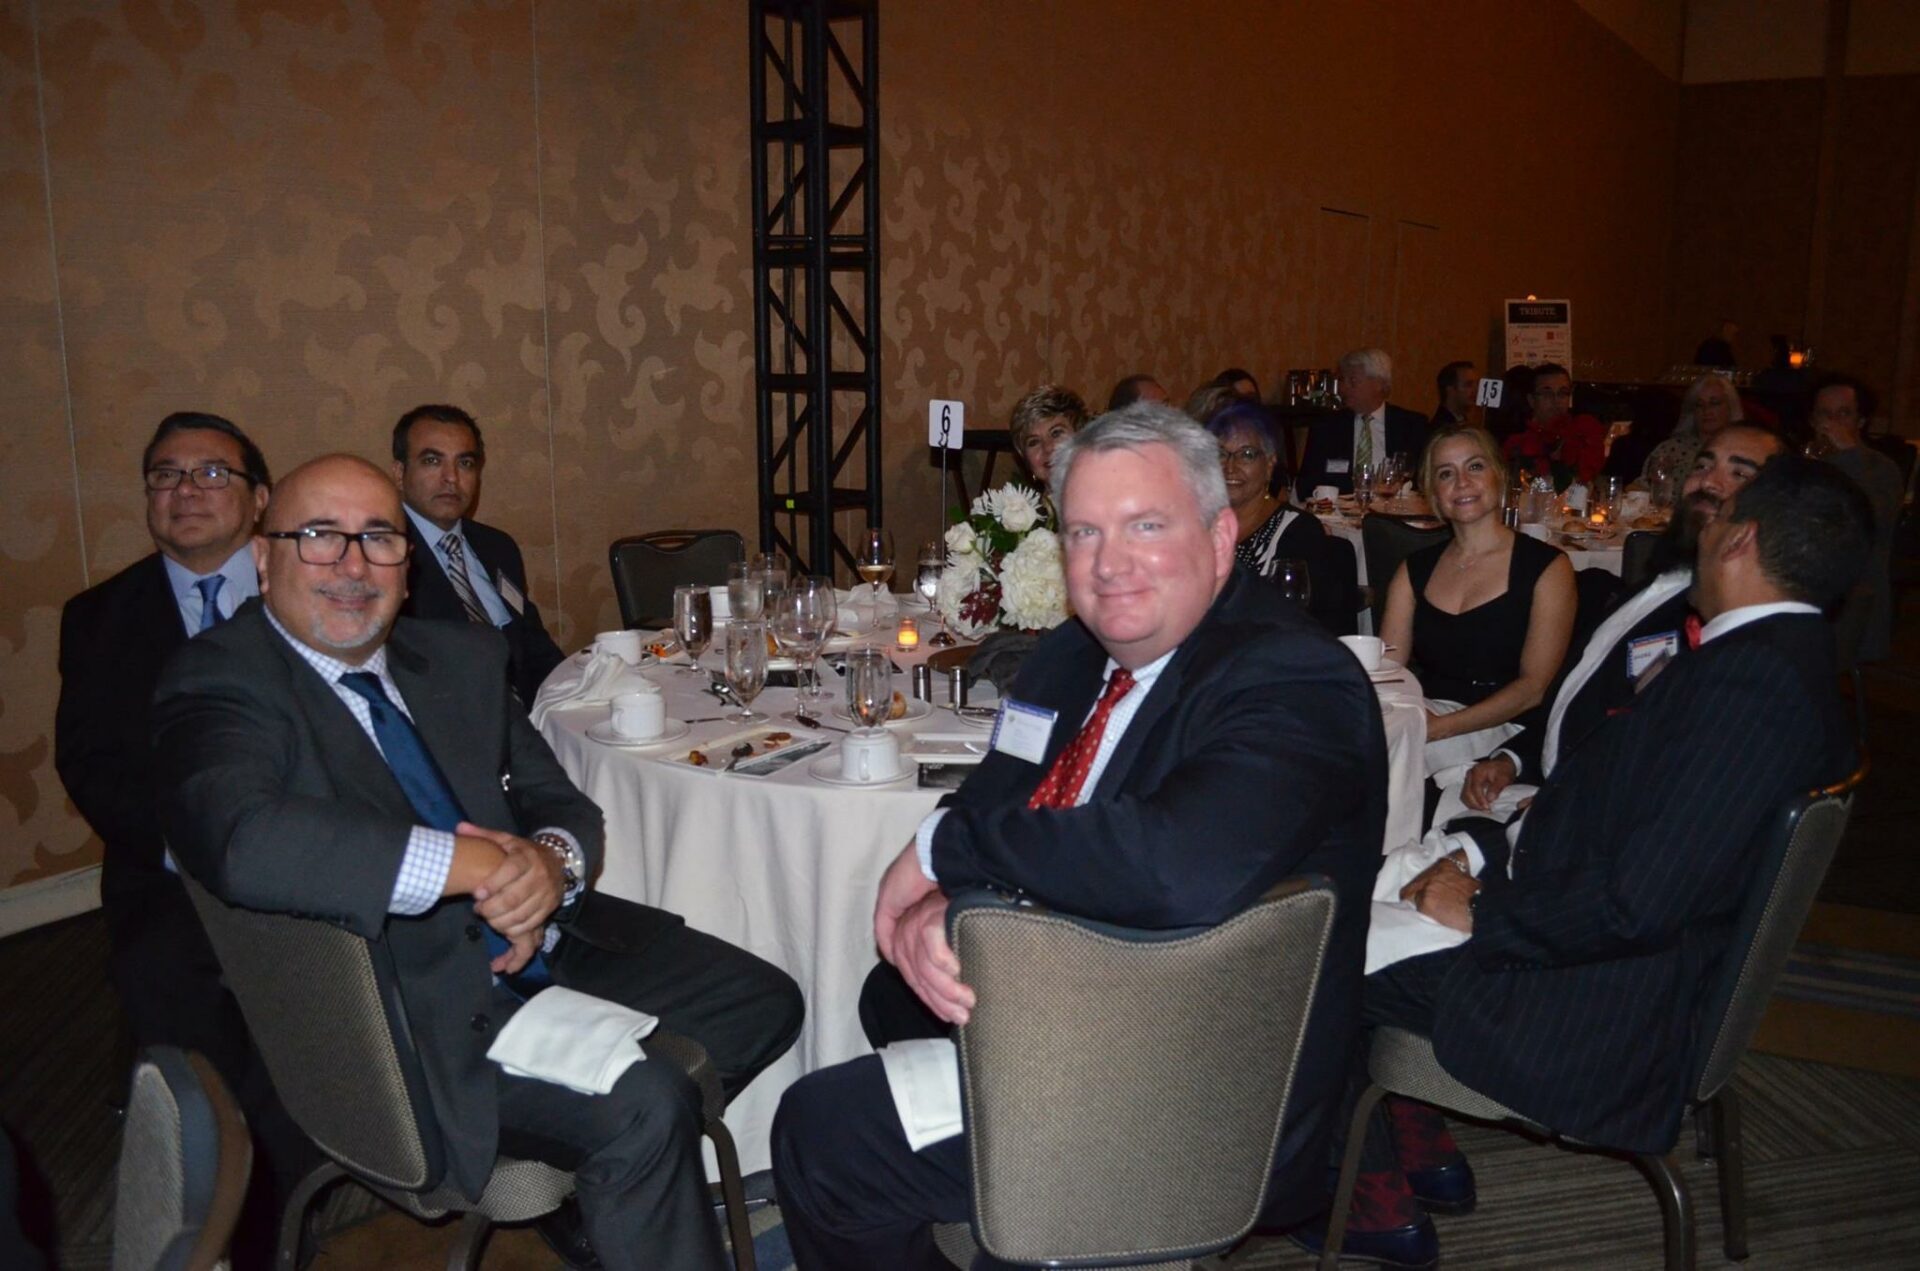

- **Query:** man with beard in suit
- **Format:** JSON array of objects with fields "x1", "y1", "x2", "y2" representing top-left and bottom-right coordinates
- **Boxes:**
[
  {"x1": 392, "y1": 404, "x2": 565, "y2": 706},
  {"x1": 1306, "y1": 453, "x2": 1868, "y2": 1269},
  {"x1": 770, "y1": 404, "x2": 1386, "y2": 1269},
  {"x1": 153, "y1": 454, "x2": 801, "y2": 1270}
]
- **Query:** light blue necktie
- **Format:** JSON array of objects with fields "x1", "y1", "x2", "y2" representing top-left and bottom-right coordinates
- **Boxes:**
[{"x1": 195, "y1": 575, "x2": 226, "y2": 633}]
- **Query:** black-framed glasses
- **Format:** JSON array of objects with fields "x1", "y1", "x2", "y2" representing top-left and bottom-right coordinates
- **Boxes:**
[
  {"x1": 145, "y1": 463, "x2": 247, "y2": 492},
  {"x1": 1219, "y1": 446, "x2": 1268, "y2": 466},
  {"x1": 263, "y1": 529, "x2": 411, "y2": 566}
]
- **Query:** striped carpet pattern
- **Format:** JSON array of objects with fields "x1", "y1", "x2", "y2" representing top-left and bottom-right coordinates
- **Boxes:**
[
  {"x1": 8, "y1": 911, "x2": 1918, "y2": 1269},
  {"x1": 1778, "y1": 942, "x2": 1920, "y2": 1021}
]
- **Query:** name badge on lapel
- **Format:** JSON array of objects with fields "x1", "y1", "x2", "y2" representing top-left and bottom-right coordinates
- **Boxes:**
[
  {"x1": 1626, "y1": 631, "x2": 1679, "y2": 680},
  {"x1": 496, "y1": 573, "x2": 526, "y2": 615},
  {"x1": 1327, "y1": 458, "x2": 1351, "y2": 475},
  {"x1": 990, "y1": 699, "x2": 1057, "y2": 765}
]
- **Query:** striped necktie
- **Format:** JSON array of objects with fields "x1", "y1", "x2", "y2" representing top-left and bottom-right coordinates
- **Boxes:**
[
  {"x1": 440, "y1": 533, "x2": 492, "y2": 627},
  {"x1": 1355, "y1": 411, "x2": 1375, "y2": 471},
  {"x1": 1027, "y1": 669, "x2": 1136, "y2": 809}
]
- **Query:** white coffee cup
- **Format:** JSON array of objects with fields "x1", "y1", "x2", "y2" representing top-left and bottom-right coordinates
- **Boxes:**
[
  {"x1": 839, "y1": 729, "x2": 901, "y2": 783},
  {"x1": 1338, "y1": 634, "x2": 1385, "y2": 672},
  {"x1": 708, "y1": 584, "x2": 732, "y2": 622},
  {"x1": 596, "y1": 629, "x2": 645, "y2": 666},
  {"x1": 1311, "y1": 485, "x2": 1340, "y2": 503},
  {"x1": 610, "y1": 688, "x2": 666, "y2": 740}
]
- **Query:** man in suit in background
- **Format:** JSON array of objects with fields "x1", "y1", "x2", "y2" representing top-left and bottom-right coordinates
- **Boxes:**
[
  {"x1": 772, "y1": 404, "x2": 1386, "y2": 1270},
  {"x1": 1296, "y1": 348, "x2": 1430, "y2": 496},
  {"x1": 153, "y1": 455, "x2": 801, "y2": 1270},
  {"x1": 1459, "y1": 422, "x2": 1787, "y2": 809},
  {"x1": 54, "y1": 411, "x2": 303, "y2": 1264},
  {"x1": 1314, "y1": 454, "x2": 1868, "y2": 1269},
  {"x1": 393, "y1": 404, "x2": 565, "y2": 705},
  {"x1": 1431, "y1": 361, "x2": 1480, "y2": 430}
]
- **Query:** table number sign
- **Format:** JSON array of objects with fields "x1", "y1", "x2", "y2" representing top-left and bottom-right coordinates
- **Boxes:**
[{"x1": 929, "y1": 400, "x2": 966, "y2": 449}]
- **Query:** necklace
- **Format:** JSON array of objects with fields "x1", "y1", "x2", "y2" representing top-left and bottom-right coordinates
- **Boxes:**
[{"x1": 1451, "y1": 545, "x2": 1499, "y2": 572}]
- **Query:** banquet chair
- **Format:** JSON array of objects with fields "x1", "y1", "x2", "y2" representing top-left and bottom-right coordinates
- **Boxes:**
[
  {"x1": 1319, "y1": 770, "x2": 1864, "y2": 1271},
  {"x1": 1620, "y1": 529, "x2": 1662, "y2": 594},
  {"x1": 180, "y1": 877, "x2": 757, "y2": 1271},
  {"x1": 1360, "y1": 515, "x2": 1449, "y2": 629},
  {"x1": 112, "y1": 1047, "x2": 252, "y2": 1271},
  {"x1": 609, "y1": 530, "x2": 745, "y2": 629},
  {"x1": 931, "y1": 876, "x2": 1339, "y2": 1270}
]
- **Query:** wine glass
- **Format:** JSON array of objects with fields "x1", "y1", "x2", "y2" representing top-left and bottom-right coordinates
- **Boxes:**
[
  {"x1": 1354, "y1": 462, "x2": 1377, "y2": 509},
  {"x1": 723, "y1": 619, "x2": 769, "y2": 723},
  {"x1": 844, "y1": 648, "x2": 893, "y2": 734},
  {"x1": 916, "y1": 540, "x2": 956, "y2": 647},
  {"x1": 752, "y1": 551, "x2": 788, "y2": 610},
  {"x1": 672, "y1": 584, "x2": 712, "y2": 676},
  {"x1": 773, "y1": 576, "x2": 837, "y2": 710},
  {"x1": 726, "y1": 561, "x2": 764, "y2": 622},
  {"x1": 1275, "y1": 558, "x2": 1313, "y2": 610},
  {"x1": 856, "y1": 527, "x2": 895, "y2": 612}
]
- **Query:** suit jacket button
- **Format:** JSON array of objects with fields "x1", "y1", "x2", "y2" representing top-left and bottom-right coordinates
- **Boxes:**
[
  {"x1": 470, "y1": 1013, "x2": 490, "y2": 1033},
  {"x1": 465, "y1": 923, "x2": 484, "y2": 942}
]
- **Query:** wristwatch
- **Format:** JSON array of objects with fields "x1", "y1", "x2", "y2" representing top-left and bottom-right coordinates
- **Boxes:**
[{"x1": 532, "y1": 831, "x2": 584, "y2": 898}]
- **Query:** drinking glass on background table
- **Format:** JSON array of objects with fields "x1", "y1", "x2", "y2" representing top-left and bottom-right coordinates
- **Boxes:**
[
  {"x1": 723, "y1": 619, "x2": 769, "y2": 723},
  {"x1": 844, "y1": 648, "x2": 893, "y2": 734},
  {"x1": 726, "y1": 561, "x2": 765, "y2": 622},
  {"x1": 774, "y1": 576, "x2": 837, "y2": 710},
  {"x1": 916, "y1": 540, "x2": 956, "y2": 647},
  {"x1": 751, "y1": 551, "x2": 788, "y2": 607},
  {"x1": 1354, "y1": 461, "x2": 1377, "y2": 508},
  {"x1": 856, "y1": 527, "x2": 895, "y2": 610},
  {"x1": 672, "y1": 585, "x2": 712, "y2": 676},
  {"x1": 1275, "y1": 558, "x2": 1312, "y2": 610}
]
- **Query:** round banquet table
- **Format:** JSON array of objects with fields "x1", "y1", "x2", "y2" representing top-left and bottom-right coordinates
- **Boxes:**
[
  {"x1": 537, "y1": 620, "x2": 1429, "y2": 1174},
  {"x1": 1317, "y1": 514, "x2": 1625, "y2": 583}
]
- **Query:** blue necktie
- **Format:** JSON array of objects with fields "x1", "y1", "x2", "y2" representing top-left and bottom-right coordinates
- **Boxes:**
[
  {"x1": 195, "y1": 575, "x2": 226, "y2": 633},
  {"x1": 337, "y1": 671, "x2": 551, "y2": 993}
]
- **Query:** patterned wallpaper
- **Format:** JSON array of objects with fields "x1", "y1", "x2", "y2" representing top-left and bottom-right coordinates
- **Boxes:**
[{"x1": 0, "y1": 0, "x2": 1679, "y2": 892}]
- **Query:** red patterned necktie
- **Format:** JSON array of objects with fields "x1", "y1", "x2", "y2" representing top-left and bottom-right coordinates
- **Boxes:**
[
  {"x1": 1027, "y1": 668, "x2": 1136, "y2": 810},
  {"x1": 1684, "y1": 613, "x2": 1703, "y2": 650}
]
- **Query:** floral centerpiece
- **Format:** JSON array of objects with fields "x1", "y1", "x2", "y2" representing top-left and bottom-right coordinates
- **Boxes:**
[
  {"x1": 1504, "y1": 413, "x2": 1607, "y2": 492},
  {"x1": 935, "y1": 484, "x2": 1071, "y2": 640}
]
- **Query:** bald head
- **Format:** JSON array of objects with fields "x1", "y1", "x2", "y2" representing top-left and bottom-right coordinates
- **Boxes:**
[{"x1": 254, "y1": 454, "x2": 411, "y2": 664}]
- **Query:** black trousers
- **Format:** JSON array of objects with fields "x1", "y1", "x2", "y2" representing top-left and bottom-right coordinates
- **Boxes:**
[
  {"x1": 511, "y1": 919, "x2": 804, "y2": 1271},
  {"x1": 1347, "y1": 947, "x2": 1460, "y2": 1176}
]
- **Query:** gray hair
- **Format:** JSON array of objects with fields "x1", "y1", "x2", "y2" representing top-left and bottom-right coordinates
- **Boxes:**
[
  {"x1": 1339, "y1": 347, "x2": 1393, "y2": 393},
  {"x1": 1680, "y1": 371, "x2": 1744, "y2": 434},
  {"x1": 1049, "y1": 403, "x2": 1230, "y2": 526}
]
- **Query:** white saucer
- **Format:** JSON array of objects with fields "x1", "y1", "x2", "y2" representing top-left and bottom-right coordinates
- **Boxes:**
[
  {"x1": 586, "y1": 718, "x2": 693, "y2": 748},
  {"x1": 1366, "y1": 658, "x2": 1407, "y2": 683},
  {"x1": 832, "y1": 697, "x2": 935, "y2": 727},
  {"x1": 807, "y1": 753, "x2": 914, "y2": 788}
]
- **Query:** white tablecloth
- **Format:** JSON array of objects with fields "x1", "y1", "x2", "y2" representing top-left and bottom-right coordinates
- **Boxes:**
[
  {"x1": 1319, "y1": 516, "x2": 1624, "y2": 586},
  {"x1": 539, "y1": 619, "x2": 1430, "y2": 1172}
]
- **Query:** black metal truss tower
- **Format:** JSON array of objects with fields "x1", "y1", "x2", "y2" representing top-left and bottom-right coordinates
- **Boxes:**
[{"x1": 748, "y1": 0, "x2": 881, "y2": 580}]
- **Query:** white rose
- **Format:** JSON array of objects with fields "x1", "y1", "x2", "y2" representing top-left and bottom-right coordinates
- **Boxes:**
[
  {"x1": 943, "y1": 521, "x2": 980, "y2": 560},
  {"x1": 995, "y1": 484, "x2": 1042, "y2": 533},
  {"x1": 997, "y1": 528, "x2": 1069, "y2": 631}
]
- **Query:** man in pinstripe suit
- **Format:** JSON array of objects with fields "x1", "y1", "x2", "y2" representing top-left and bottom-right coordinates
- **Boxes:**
[{"x1": 1307, "y1": 454, "x2": 1871, "y2": 1270}]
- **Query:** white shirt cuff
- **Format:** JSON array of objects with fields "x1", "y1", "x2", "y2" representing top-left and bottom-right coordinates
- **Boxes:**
[
  {"x1": 1456, "y1": 833, "x2": 1487, "y2": 877},
  {"x1": 390, "y1": 827, "x2": 456, "y2": 914},
  {"x1": 915, "y1": 808, "x2": 950, "y2": 882},
  {"x1": 1494, "y1": 747, "x2": 1523, "y2": 779}
]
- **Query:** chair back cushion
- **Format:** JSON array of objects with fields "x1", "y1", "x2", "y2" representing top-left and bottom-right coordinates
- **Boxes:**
[
  {"x1": 112, "y1": 1047, "x2": 251, "y2": 1271},
  {"x1": 608, "y1": 530, "x2": 745, "y2": 629},
  {"x1": 1619, "y1": 530, "x2": 1661, "y2": 594},
  {"x1": 1692, "y1": 788, "x2": 1855, "y2": 1101},
  {"x1": 1360, "y1": 516, "x2": 1449, "y2": 628},
  {"x1": 950, "y1": 877, "x2": 1337, "y2": 1266},
  {"x1": 182, "y1": 877, "x2": 443, "y2": 1192}
]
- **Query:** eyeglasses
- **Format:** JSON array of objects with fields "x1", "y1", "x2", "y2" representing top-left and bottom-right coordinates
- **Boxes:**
[
  {"x1": 262, "y1": 529, "x2": 411, "y2": 566},
  {"x1": 146, "y1": 463, "x2": 247, "y2": 491},
  {"x1": 1218, "y1": 446, "x2": 1269, "y2": 466},
  {"x1": 1532, "y1": 387, "x2": 1575, "y2": 401}
]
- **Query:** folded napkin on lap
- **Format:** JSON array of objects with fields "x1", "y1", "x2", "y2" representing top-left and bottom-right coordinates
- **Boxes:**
[
  {"x1": 1366, "y1": 829, "x2": 1479, "y2": 975},
  {"x1": 1421, "y1": 699, "x2": 1523, "y2": 774},
  {"x1": 1428, "y1": 759, "x2": 1537, "y2": 830},
  {"x1": 486, "y1": 986, "x2": 659, "y2": 1096},
  {"x1": 878, "y1": 1038, "x2": 963, "y2": 1152},
  {"x1": 530, "y1": 647, "x2": 649, "y2": 730}
]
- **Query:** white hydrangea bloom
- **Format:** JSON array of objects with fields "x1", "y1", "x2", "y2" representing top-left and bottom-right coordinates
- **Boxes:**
[
  {"x1": 997, "y1": 528, "x2": 1069, "y2": 631},
  {"x1": 935, "y1": 558, "x2": 996, "y2": 639}
]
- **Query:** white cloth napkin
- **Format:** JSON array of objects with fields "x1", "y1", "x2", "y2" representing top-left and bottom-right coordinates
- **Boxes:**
[
  {"x1": 1366, "y1": 829, "x2": 1478, "y2": 974},
  {"x1": 529, "y1": 647, "x2": 649, "y2": 731},
  {"x1": 1427, "y1": 760, "x2": 1538, "y2": 831},
  {"x1": 1421, "y1": 699, "x2": 1524, "y2": 775},
  {"x1": 485, "y1": 986, "x2": 659, "y2": 1096},
  {"x1": 878, "y1": 1038, "x2": 964, "y2": 1151}
]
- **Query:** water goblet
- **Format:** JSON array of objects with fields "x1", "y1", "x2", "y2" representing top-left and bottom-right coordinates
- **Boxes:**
[
  {"x1": 915, "y1": 540, "x2": 956, "y2": 647},
  {"x1": 723, "y1": 619, "x2": 769, "y2": 723},
  {"x1": 773, "y1": 576, "x2": 837, "y2": 710},
  {"x1": 672, "y1": 585, "x2": 712, "y2": 676},
  {"x1": 844, "y1": 648, "x2": 893, "y2": 735},
  {"x1": 1275, "y1": 558, "x2": 1313, "y2": 610},
  {"x1": 726, "y1": 561, "x2": 765, "y2": 623}
]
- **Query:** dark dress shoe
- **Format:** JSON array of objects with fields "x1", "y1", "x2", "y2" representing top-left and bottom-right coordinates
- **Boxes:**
[
  {"x1": 1286, "y1": 1212, "x2": 1439, "y2": 1270},
  {"x1": 1406, "y1": 1157, "x2": 1477, "y2": 1215},
  {"x1": 534, "y1": 1198, "x2": 603, "y2": 1270}
]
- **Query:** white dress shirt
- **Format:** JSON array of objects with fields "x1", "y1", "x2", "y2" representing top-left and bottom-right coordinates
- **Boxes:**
[
  {"x1": 404, "y1": 504, "x2": 516, "y2": 627},
  {"x1": 1699, "y1": 601, "x2": 1821, "y2": 644},
  {"x1": 915, "y1": 647, "x2": 1177, "y2": 880}
]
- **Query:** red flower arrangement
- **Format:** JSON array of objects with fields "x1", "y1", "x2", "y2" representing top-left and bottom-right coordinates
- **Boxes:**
[{"x1": 1503, "y1": 414, "x2": 1607, "y2": 491}]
